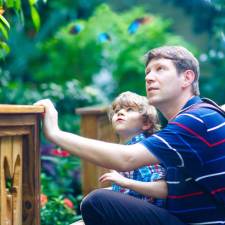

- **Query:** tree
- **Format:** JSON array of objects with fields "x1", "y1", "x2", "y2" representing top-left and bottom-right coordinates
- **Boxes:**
[
  {"x1": 0, "y1": 0, "x2": 43, "y2": 58},
  {"x1": 30, "y1": 4, "x2": 195, "y2": 98},
  {"x1": 161, "y1": 0, "x2": 225, "y2": 104}
]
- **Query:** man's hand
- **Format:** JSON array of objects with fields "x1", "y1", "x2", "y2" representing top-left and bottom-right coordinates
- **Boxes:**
[
  {"x1": 34, "y1": 99, "x2": 60, "y2": 141},
  {"x1": 99, "y1": 171, "x2": 129, "y2": 188}
]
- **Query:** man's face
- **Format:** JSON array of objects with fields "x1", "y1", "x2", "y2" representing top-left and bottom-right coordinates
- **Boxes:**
[{"x1": 145, "y1": 58, "x2": 184, "y2": 107}]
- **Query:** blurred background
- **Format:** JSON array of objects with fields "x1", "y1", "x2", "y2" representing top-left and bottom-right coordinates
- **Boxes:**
[{"x1": 0, "y1": 0, "x2": 225, "y2": 224}]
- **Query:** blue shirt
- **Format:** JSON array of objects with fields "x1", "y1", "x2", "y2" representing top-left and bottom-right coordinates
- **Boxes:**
[
  {"x1": 141, "y1": 96, "x2": 225, "y2": 225},
  {"x1": 112, "y1": 133, "x2": 166, "y2": 207}
]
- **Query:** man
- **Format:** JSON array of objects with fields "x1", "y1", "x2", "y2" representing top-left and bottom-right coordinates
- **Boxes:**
[{"x1": 35, "y1": 46, "x2": 225, "y2": 225}]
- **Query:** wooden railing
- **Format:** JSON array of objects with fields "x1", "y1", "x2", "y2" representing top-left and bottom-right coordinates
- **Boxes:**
[
  {"x1": 0, "y1": 105, "x2": 44, "y2": 225},
  {"x1": 76, "y1": 106, "x2": 117, "y2": 196}
]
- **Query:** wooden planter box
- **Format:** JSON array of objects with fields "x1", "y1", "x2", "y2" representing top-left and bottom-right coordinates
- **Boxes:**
[
  {"x1": 76, "y1": 106, "x2": 117, "y2": 196},
  {"x1": 0, "y1": 105, "x2": 44, "y2": 225}
]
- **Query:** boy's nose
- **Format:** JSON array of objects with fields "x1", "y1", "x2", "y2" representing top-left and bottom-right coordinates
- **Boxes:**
[{"x1": 117, "y1": 109, "x2": 125, "y2": 116}]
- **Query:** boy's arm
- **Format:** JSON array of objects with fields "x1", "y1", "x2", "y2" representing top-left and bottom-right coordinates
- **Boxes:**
[
  {"x1": 34, "y1": 99, "x2": 159, "y2": 171},
  {"x1": 99, "y1": 171, "x2": 167, "y2": 198}
]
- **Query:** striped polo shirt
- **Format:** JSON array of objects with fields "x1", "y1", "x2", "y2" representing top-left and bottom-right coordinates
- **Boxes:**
[{"x1": 141, "y1": 96, "x2": 225, "y2": 225}]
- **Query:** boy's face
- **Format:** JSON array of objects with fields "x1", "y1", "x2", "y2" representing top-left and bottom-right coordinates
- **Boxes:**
[{"x1": 112, "y1": 106, "x2": 146, "y2": 141}]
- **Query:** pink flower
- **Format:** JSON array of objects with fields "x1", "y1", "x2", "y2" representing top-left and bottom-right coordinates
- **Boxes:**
[
  {"x1": 52, "y1": 149, "x2": 70, "y2": 157},
  {"x1": 64, "y1": 198, "x2": 74, "y2": 209},
  {"x1": 41, "y1": 194, "x2": 48, "y2": 207}
]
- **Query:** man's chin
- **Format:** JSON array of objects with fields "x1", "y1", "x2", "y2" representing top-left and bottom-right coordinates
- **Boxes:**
[{"x1": 148, "y1": 97, "x2": 158, "y2": 106}]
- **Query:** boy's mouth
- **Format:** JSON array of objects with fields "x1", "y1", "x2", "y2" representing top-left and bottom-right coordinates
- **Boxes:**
[{"x1": 116, "y1": 118, "x2": 125, "y2": 122}]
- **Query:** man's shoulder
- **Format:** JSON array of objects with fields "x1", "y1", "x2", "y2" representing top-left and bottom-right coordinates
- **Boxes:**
[
  {"x1": 175, "y1": 102, "x2": 224, "y2": 123},
  {"x1": 181, "y1": 98, "x2": 225, "y2": 118}
]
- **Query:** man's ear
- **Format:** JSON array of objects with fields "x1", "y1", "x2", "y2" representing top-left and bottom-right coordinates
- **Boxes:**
[{"x1": 182, "y1": 70, "x2": 195, "y2": 88}]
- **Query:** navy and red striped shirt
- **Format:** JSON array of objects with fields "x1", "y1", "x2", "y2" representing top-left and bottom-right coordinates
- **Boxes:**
[{"x1": 141, "y1": 96, "x2": 225, "y2": 225}]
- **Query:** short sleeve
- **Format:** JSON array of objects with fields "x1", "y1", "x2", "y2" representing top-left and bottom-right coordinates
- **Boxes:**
[{"x1": 141, "y1": 110, "x2": 207, "y2": 168}]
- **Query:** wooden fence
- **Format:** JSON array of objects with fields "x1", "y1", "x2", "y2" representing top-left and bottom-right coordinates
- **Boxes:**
[
  {"x1": 76, "y1": 106, "x2": 117, "y2": 196},
  {"x1": 0, "y1": 104, "x2": 115, "y2": 224},
  {"x1": 0, "y1": 105, "x2": 43, "y2": 225}
]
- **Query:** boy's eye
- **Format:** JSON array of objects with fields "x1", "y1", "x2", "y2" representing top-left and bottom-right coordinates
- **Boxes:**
[{"x1": 126, "y1": 107, "x2": 134, "y2": 112}]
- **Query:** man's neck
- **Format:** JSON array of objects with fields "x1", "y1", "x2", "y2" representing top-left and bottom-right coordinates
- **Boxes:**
[{"x1": 158, "y1": 94, "x2": 195, "y2": 121}]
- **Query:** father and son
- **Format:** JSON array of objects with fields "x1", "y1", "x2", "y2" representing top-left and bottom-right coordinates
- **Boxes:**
[{"x1": 35, "y1": 45, "x2": 225, "y2": 225}]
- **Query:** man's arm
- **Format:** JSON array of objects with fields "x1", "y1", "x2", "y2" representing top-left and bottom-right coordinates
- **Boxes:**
[
  {"x1": 35, "y1": 99, "x2": 159, "y2": 171},
  {"x1": 99, "y1": 171, "x2": 167, "y2": 198}
]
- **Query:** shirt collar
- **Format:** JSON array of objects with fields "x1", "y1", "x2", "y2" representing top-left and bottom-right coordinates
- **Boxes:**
[
  {"x1": 178, "y1": 96, "x2": 202, "y2": 115},
  {"x1": 126, "y1": 133, "x2": 146, "y2": 145}
]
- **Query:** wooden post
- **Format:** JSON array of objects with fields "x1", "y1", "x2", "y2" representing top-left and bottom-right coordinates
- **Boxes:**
[
  {"x1": 76, "y1": 106, "x2": 117, "y2": 196},
  {"x1": 0, "y1": 105, "x2": 44, "y2": 225}
]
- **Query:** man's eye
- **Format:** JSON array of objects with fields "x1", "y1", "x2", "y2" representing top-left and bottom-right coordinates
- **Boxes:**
[
  {"x1": 157, "y1": 66, "x2": 163, "y2": 71},
  {"x1": 146, "y1": 70, "x2": 150, "y2": 75}
]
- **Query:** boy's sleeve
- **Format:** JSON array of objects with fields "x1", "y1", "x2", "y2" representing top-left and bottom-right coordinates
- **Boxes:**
[{"x1": 148, "y1": 164, "x2": 166, "y2": 181}]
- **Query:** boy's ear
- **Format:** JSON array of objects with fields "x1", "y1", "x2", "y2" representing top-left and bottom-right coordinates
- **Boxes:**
[{"x1": 142, "y1": 121, "x2": 152, "y2": 132}]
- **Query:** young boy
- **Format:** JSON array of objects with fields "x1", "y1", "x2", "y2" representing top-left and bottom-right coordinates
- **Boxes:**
[
  {"x1": 99, "y1": 91, "x2": 167, "y2": 204},
  {"x1": 72, "y1": 91, "x2": 167, "y2": 225}
]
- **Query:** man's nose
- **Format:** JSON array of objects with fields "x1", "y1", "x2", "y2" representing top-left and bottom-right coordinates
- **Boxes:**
[{"x1": 145, "y1": 72, "x2": 156, "y2": 84}]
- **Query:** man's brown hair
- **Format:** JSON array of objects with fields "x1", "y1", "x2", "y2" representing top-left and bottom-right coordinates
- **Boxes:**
[{"x1": 145, "y1": 45, "x2": 200, "y2": 96}]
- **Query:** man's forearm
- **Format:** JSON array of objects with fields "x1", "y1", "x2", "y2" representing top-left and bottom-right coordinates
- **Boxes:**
[
  {"x1": 50, "y1": 130, "x2": 158, "y2": 171},
  {"x1": 34, "y1": 99, "x2": 158, "y2": 171}
]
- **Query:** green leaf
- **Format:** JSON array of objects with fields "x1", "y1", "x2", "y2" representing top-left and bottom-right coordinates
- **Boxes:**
[
  {"x1": 31, "y1": 5, "x2": 40, "y2": 31},
  {"x1": 29, "y1": 0, "x2": 37, "y2": 6},
  {"x1": 0, "y1": 41, "x2": 10, "y2": 59},
  {"x1": 0, "y1": 15, "x2": 10, "y2": 29},
  {"x1": 15, "y1": 9, "x2": 24, "y2": 26},
  {"x1": 6, "y1": 0, "x2": 14, "y2": 8},
  {"x1": 14, "y1": 0, "x2": 21, "y2": 11},
  {"x1": 0, "y1": 23, "x2": 8, "y2": 39}
]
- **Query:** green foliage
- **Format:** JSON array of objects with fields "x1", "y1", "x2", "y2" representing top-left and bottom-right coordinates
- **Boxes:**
[
  {"x1": 41, "y1": 195, "x2": 82, "y2": 225},
  {"x1": 162, "y1": 0, "x2": 225, "y2": 104},
  {"x1": 32, "y1": 4, "x2": 193, "y2": 99},
  {"x1": 0, "y1": 0, "x2": 44, "y2": 58},
  {"x1": 0, "y1": 67, "x2": 106, "y2": 132},
  {"x1": 41, "y1": 152, "x2": 80, "y2": 196},
  {"x1": 41, "y1": 147, "x2": 83, "y2": 224}
]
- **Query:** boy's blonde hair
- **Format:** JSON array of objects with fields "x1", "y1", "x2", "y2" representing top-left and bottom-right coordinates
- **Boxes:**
[{"x1": 108, "y1": 91, "x2": 161, "y2": 135}]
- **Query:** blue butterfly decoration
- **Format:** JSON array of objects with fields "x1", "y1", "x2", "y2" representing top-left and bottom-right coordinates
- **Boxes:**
[
  {"x1": 128, "y1": 17, "x2": 151, "y2": 34},
  {"x1": 69, "y1": 24, "x2": 83, "y2": 35},
  {"x1": 98, "y1": 32, "x2": 111, "y2": 43}
]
